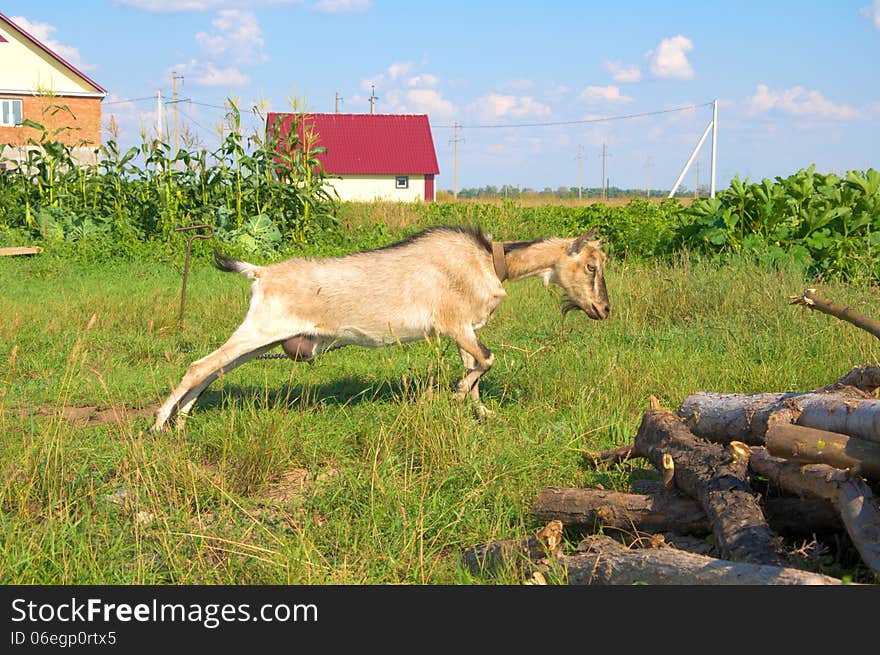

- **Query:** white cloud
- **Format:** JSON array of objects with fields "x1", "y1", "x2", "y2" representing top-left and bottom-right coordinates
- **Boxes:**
[
  {"x1": 387, "y1": 61, "x2": 414, "y2": 81},
  {"x1": 10, "y1": 15, "x2": 95, "y2": 71},
  {"x1": 581, "y1": 85, "x2": 632, "y2": 103},
  {"x1": 102, "y1": 93, "x2": 162, "y2": 140},
  {"x1": 404, "y1": 89, "x2": 455, "y2": 118},
  {"x1": 406, "y1": 73, "x2": 438, "y2": 88},
  {"x1": 747, "y1": 84, "x2": 861, "y2": 120},
  {"x1": 172, "y1": 58, "x2": 249, "y2": 87},
  {"x1": 313, "y1": 0, "x2": 371, "y2": 12},
  {"x1": 467, "y1": 94, "x2": 551, "y2": 122},
  {"x1": 356, "y1": 63, "x2": 454, "y2": 118},
  {"x1": 646, "y1": 35, "x2": 694, "y2": 80},
  {"x1": 860, "y1": 1, "x2": 880, "y2": 28},
  {"x1": 604, "y1": 60, "x2": 641, "y2": 83},
  {"x1": 193, "y1": 64, "x2": 250, "y2": 86},
  {"x1": 195, "y1": 9, "x2": 267, "y2": 64}
]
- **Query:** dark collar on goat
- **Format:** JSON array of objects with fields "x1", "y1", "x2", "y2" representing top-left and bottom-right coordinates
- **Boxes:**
[{"x1": 492, "y1": 241, "x2": 508, "y2": 282}]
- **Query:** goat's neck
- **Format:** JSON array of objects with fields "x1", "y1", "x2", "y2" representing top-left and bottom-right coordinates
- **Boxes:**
[{"x1": 502, "y1": 238, "x2": 568, "y2": 284}]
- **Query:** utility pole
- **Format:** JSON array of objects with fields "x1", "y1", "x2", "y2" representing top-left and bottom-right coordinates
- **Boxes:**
[
  {"x1": 645, "y1": 155, "x2": 653, "y2": 198},
  {"x1": 577, "y1": 145, "x2": 583, "y2": 200},
  {"x1": 599, "y1": 143, "x2": 612, "y2": 202},
  {"x1": 450, "y1": 122, "x2": 463, "y2": 199},
  {"x1": 369, "y1": 84, "x2": 379, "y2": 114},
  {"x1": 171, "y1": 71, "x2": 183, "y2": 156},
  {"x1": 694, "y1": 161, "x2": 701, "y2": 198},
  {"x1": 335, "y1": 91, "x2": 343, "y2": 113},
  {"x1": 156, "y1": 89, "x2": 163, "y2": 141},
  {"x1": 710, "y1": 98, "x2": 718, "y2": 198}
]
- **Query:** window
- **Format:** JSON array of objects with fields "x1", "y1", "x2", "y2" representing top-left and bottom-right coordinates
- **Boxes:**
[
  {"x1": 395, "y1": 175, "x2": 409, "y2": 189},
  {"x1": 1, "y1": 99, "x2": 22, "y2": 127}
]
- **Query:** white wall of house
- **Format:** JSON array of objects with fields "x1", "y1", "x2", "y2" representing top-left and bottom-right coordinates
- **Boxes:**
[
  {"x1": 0, "y1": 26, "x2": 98, "y2": 95},
  {"x1": 323, "y1": 174, "x2": 427, "y2": 202}
]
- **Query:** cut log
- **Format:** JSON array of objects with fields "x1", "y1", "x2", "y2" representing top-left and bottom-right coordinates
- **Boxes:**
[
  {"x1": 749, "y1": 446, "x2": 880, "y2": 575},
  {"x1": 817, "y1": 364, "x2": 880, "y2": 396},
  {"x1": 678, "y1": 389, "x2": 880, "y2": 445},
  {"x1": 561, "y1": 535, "x2": 844, "y2": 585},
  {"x1": 531, "y1": 487, "x2": 708, "y2": 535},
  {"x1": 462, "y1": 521, "x2": 563, "y2": 576},
  {"x1": 791, "y1": 288, "x2": 880, "y2": 342},
  {"x1": 634, "y1": 406, "x2": 787, "y2": 567},
  {"x1": 766, "y1": 423, "x2": 880, "y2": 481},
  {"x1": 530, "y1": 486, "x2": 843, "y2": 536},
  {"x1": 0, "y1": 246, "x2": 42, "y2": 256}
]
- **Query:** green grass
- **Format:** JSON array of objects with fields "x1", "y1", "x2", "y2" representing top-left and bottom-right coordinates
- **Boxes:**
[{"x1": 1, "y1": 246, "x2": 878, "y2": 584}]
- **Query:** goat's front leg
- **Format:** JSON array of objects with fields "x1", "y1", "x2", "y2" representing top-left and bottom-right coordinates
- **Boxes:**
[
  {"x1": 452, "y1": 330, "x2": 495, "y2": 416},
  {"x1": 456, "y1": 346, "x2": 483, "y2": 402}
]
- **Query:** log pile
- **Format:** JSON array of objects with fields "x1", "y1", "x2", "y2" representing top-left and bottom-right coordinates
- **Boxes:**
[{"x1": 463, "y1": 290, "x2": 880, "y2": 585}]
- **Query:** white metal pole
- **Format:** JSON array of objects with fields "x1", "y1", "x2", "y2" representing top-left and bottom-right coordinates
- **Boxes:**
[
  {"x1": 157, "y1": 90, "x2": 163, "y2": 140},
  {"x1": 668, "y1": 120, "x2": 713, "y2": 199},
  {"x1": 710, "y1": 99, "x2": 718, "y2": 198}
]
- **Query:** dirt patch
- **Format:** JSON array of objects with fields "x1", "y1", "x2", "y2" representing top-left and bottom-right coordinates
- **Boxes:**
[
  {"x1": 262, "y1": 467, "x2": 340, "y2": 504},
  {"x1": 14, "y1": 404, "x2": 159, "y2": 426}
]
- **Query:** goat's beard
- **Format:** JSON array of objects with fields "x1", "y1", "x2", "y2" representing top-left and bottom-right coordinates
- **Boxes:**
[{"x1": 561, "y1": 297, "x2": 580, "y2": 316}]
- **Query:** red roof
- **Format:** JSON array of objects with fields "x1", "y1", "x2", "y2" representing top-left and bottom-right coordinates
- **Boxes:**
[{"x1": 266, "y1": 112, "x2": 439, "y2": 176}]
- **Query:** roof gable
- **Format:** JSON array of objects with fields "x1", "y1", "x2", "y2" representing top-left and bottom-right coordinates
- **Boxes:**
[
  {"x1": 267, "y1": 112, "x2": 439, "y2": 176},
  {"x1": 0, "y1": 12, "x2": 106, "y2": 96}
]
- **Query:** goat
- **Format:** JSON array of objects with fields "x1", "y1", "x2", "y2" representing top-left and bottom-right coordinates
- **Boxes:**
[{"x1": 153, "y1": 225, "x2": 610, "y2": 432}]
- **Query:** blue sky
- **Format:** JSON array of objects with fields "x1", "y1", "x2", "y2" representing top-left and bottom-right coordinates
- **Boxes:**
[{"x1": 5, "y1": 0, "x2": 879, "y2": 193}]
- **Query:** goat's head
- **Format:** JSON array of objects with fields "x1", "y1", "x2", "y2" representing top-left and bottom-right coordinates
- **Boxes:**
[{"x1": 555, "y1": 229, "x2": 610, "y2": 320}]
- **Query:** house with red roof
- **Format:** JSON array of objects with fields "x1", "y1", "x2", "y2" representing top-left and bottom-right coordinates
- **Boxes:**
[
  {"x1": 267, "y1": 112, "x2": 440, "y2": 202},
  {"x1": 0, "y1": 12, "x2": 106, "y2": 166}
]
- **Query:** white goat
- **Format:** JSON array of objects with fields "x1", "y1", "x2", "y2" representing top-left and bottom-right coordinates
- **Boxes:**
[{"x1": 153, "y1": 225, "x2": 609, "y2": 432}]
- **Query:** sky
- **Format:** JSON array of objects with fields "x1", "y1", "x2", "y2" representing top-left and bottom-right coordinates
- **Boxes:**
[{"x1": 4, "y1": 0, "x2": 879, "y2": 193}]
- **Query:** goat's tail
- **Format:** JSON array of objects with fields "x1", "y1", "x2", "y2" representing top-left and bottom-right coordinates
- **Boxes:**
[{"x1": 214, "y1": 249, "x2": 260, "y2": 278}]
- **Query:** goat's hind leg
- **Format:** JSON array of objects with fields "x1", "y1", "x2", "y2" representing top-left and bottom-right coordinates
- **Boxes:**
[{"x1": 154, "y1": 326, "x2": 278, "y2": 432}]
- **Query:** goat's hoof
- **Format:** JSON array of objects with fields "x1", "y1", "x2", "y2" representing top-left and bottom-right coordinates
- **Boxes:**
[{"x1": 476, "y1": 404, "x2": 495, "y2": 419}]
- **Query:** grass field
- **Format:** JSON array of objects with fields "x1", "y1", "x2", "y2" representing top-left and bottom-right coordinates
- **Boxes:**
[{"x1": 1, "y1": 234, "x2": 878, "y2": 584}]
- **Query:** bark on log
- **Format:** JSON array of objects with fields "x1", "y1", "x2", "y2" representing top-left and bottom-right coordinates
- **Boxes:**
[
  {"x1": 634, "y1": 406, "x2": 787, "y2": 567},
  {"x1": 678, "y1": 390, "x2": 880, "y2": 445},
  {"x1": 766, "y1": 423, "x2": 880, "y2": 481},
  {"x1": 462, "y1": 521, "x2": 563, "y2": 575},
  {"x1": 749, "y1": 446, "x2": 880, "y2": 575},
  {"x1": 560, "y1": 535, "x2": 844, "y2": 585},
  {"x1": 583, "y1": 444, "x2": 634, "y2": 466},
  {"x1": 530, "y1": 486, "x2": 843, "y2": 536},
  {"x1": 817, "y1": 365, "x2": 880, "y2": 396}
]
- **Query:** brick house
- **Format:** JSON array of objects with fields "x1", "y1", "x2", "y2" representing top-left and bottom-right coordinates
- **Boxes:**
[
  {"x1": 267, "y1": 112, "x2": 440, "y2": 202},
  {"x1": 0, "y1": 12, "x2": 106, "y2": 166}
]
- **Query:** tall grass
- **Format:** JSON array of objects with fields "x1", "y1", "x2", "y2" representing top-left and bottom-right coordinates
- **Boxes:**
[{"x1": 1, "y1": 231, "x2": 877, "y2": 583}]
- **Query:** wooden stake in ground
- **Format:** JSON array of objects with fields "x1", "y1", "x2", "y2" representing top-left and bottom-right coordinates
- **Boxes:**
[
  {"x1": 561, "y1": 535, "x2": 844, "y2": 585},
  {"x1": 633, "y1": 402, "x2": 787, "y2": 567},
  {"x1": 749, "y1": 446, "x2": 880, "y2": 575}
]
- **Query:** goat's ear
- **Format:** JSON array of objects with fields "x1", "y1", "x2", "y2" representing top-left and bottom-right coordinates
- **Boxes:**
[{"x1": 566, "y1": 228, "x2": 600, "y2": 255}]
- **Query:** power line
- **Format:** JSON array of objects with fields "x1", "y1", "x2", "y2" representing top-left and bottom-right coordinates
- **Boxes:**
[
  {"x1": 434, "y1": 102, "x2": 713, "y2": 130},
  {"x1": 103, "y1": 95, "x2": 157, "y2": 105}
]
